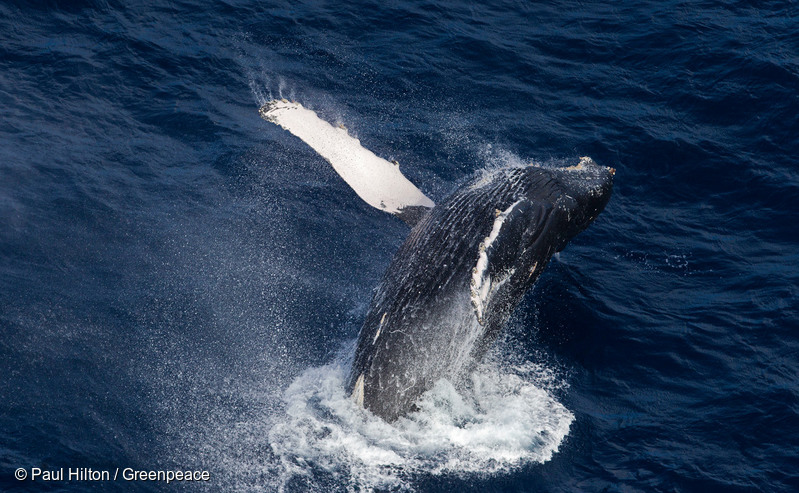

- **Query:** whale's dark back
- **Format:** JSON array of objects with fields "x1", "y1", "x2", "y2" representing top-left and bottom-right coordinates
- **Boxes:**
[{"x1": 348, "y1": 162, "x2": 613, "y2": 421}]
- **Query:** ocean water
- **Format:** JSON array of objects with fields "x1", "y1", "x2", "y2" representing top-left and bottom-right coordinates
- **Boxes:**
[{"x1": 1, "y1": 0, "x2": 798, "y2": 491}]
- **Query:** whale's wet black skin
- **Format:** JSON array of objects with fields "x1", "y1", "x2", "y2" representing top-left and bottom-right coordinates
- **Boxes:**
[{"x1": 347, "y1": 160, "x2": 614, "y2": 421}]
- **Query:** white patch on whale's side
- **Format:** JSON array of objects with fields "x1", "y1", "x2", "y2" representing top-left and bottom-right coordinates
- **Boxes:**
[
  {"x1": 352, "y1": 373, "x2": 365, "y2": 407},
  {"x1": 260, "y1": 100, "x2": 435, "y2": 215},
  {"x1": 470, "y1": 199, "x2": 524, "y2": 324},
  {"x1": 373, "y1": 312, "x2": 387, "y2": 344}
]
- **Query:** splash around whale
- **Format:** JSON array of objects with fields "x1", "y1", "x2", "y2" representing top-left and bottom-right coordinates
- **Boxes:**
[{"x1": 260, "y1": 99, "x2": 614, "y2": 422}]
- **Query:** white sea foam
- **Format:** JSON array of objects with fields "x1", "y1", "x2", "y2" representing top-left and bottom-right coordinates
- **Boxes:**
[{"x1": 267, "y1": 350, "x2": 573, "y2": 491}]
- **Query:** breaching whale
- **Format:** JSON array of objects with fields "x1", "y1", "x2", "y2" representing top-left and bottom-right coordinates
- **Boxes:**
[{"x1": 260, "y1": 100, "x2": 614, "y2": 422}]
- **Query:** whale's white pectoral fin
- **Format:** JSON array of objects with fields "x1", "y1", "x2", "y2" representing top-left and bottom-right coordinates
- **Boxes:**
[{"x1": 260, "y1": 100, "x2": 435, "y2": 222}]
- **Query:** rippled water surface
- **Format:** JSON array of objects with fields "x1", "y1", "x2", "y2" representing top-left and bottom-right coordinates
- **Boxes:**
[{"x1": 1, "y1": 1, "x2": 797, "y2": 491}]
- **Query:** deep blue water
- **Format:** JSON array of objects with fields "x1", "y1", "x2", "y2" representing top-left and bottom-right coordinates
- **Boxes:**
[{"x1": 1, "y1": 0, "x2": 798, "y2": 491}]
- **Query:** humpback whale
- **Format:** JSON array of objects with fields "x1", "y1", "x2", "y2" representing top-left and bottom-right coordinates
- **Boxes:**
[{"x1": 260, "y1": 100, "x2": 614, "y2": 422}]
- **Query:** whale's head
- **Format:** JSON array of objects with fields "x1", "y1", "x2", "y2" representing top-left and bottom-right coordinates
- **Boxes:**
[
  {"x1": 466, "y1": 157, "x2": 614, "y2": 337},
  {"x1": 531, "y1": 156, "x2": 614, "y2": 251}
]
